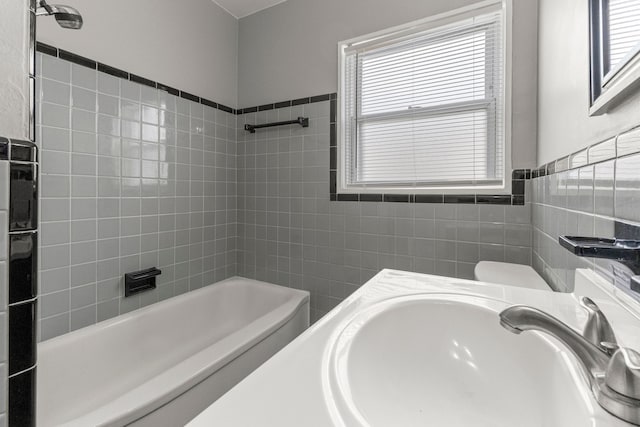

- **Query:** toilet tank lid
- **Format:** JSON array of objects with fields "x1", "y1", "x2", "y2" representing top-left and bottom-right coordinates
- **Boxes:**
[{"x1": 474, "y1": 261, "x2": 550, "y2": 290}]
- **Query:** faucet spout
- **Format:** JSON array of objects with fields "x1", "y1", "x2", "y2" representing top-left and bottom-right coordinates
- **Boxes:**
[{"x1": 499, "y1": 305, "x2": 610, "y2": 383}]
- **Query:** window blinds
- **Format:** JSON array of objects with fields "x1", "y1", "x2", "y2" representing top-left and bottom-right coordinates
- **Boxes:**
[
  {"x1": 607, "y1": 0, "x2": 640, "y2": 73},
  {"x1": 342, "y1": 9, "x2": 505, "y2": 189}
]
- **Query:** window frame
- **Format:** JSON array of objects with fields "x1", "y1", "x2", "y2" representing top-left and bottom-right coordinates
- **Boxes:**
[
  {"x1": 589, "y1": 0, "x2": 640, "y2": 115},
  {"x1": 337, "y1": 0, "x2": 513, "y2": 195}
]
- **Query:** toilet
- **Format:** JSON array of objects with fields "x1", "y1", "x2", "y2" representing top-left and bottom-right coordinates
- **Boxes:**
[{"x1": 474, "y1": 261, "x2": 551, "y2": 291}]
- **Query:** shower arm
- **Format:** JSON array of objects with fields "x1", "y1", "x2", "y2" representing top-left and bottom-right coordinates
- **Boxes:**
[{"x1": 36, "y1": 0, "x2": 55, "y2": 16}]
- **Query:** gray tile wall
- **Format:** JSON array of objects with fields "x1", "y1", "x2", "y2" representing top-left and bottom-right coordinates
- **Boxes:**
[
  {"x1": 532, "y1": 126, "x2": 640, "y2": 298},
  {"x1": 36, "y1": 54, "x2": 538, "y2": 335},
  {"x1": 237, "y1": 101, "x2": 534, "y2": 321},
  {"x1": 36, "y1": 53, "x2": 238, "y2": 340},
  {"x1": 0, "y1": 161, "x2": 7, "y2": 425}
]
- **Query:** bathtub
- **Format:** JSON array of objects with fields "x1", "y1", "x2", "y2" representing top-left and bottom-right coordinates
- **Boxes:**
[{"x1": 37, "y1": 277, "x2": 310, "y2": 427}]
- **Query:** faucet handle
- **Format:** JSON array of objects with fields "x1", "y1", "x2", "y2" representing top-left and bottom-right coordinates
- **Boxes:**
[
  {"x1": 605, "y1": 348, "x2": 640, "y2": 400},
  {"x1": 581, "y1": 297, "x2": 618, "y2": 355}
]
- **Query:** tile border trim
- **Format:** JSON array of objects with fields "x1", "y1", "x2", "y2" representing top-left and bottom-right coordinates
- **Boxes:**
[
  {"x1": 532, "y1": 124, "x2": 640, "y2": 179},
  {"x1": 36, "y1": 42, "x2": 338, "y2": 117},
  {"x1": 36, "y1": 42, "x2": 238, "y2": 114}
]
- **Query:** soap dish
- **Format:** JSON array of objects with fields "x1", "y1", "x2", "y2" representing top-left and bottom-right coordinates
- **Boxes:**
[{"x1": 558, "y1": 236, "x2": 640, "y2": 263}]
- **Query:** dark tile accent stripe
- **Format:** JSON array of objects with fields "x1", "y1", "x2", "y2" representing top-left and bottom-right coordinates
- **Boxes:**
[
  {"x1": 512, "y1": 169, "x2": 527, "y2": 180},
  {"x1": 310, "y1": 94, "x2": 331, "y2": 103},
  {"x1": 512, "y1": 180, "x2": 525, "y2": 195},
  {"x1": 0, "y1": 137, "x2": 9, "y2": 160},
  {"x1": 360, "y1": 194, "x2": 383, "y2": 202},
  {"x1": 58, "y1": 49, "x2": 96, "y2": 69},
  {"x1": 129, "y1": 74, "x2": 156, "y2": 88},
  {"x1": 239, "y1": 93, "x2": 336, "y2": 115},
  {"x1": 9, "y1": 301, "x2": 36, "y2": 376},
  {"x1": 415, "y1": 194, "x2": 444, "y2": 203},
  {"x1": 330, "y1": 124, "x2": 337, "y2": 147},
  {"x1": 35, "y1": 43, "x2": 238, "y2": 115},
  {"x1": 35, "y1": 41, "x2": 56, "y2": 57},
  {"x1": 330, "y1": 147, "x2": 337, "y2": 170},
  {"x1": 157, "y1": 83, "x2": 180, "y2": 97},
  {"x1": 512, "y1": 195, "x2": 525, "y2": 205},
  {"x1": 9, "y1": 367, "x2": 36, "y2": 427},
  {"x1": 337, "y1": 194, "x2": 359, "y2": 201},
  {"x1": 477, "y1": 195, "x2": 512, "y2": 205},
  {"x1": 200, "y1": 98, "x2": 217, "y2": 109},
  {"x1": 97, "y1": 63, "x2": 128, "y2": 80},
  {"x1": 384, "y1": 194, "x2": 410, "y2": 203},
  {"x1": 445, "y1": 195, "x2": 476, "y2": 204},
  {"x1": 330, "y1": 99, "x2": 337, "y2": 124},
  {"x1": 329, "y1": 171, "x2": 337, "y2": 195},
  {"x1": 332, "y1": 168, "x2": 532, "y2": 205},
  {"x1": 180, "y1": 91, "x2": 199, "y2": 103},
  {"x1": 258, "y1": 103, "x2": 274, "y2": 111},
  {"x1": 218, "y1": 104, "x2": 233, "y2": 114}
]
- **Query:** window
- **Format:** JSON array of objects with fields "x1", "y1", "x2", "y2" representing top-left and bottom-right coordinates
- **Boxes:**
[
  {"x1": 590, "y1": 0, "x2": 640, "y2": 114},
  {"x1": 338, "y1": 1, "x2": 510, "y2": 194}
]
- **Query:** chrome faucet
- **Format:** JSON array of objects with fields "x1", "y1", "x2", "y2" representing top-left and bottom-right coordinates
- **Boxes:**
[{"x1": 500, "y1": 298, "x2": 640, "y2": 425}]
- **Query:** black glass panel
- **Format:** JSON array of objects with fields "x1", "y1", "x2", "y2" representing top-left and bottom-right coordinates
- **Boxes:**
[
  {"x1": 9, "y1": 367, "x2": 36, "y2": 427},
  {"x1": 9, "y1": 233, "x2": 37, "y2": 304},
  {"x1": 9, "y1": 163, "x2": 37, "y2": 231},
  {"x1": 9, "y1": 301, "x2": 36, "y2": 376}
]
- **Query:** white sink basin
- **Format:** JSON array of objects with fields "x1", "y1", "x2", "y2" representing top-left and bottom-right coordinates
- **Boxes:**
[{"x1": 325, "y1": 294, "x2": 604, "y2": 427}]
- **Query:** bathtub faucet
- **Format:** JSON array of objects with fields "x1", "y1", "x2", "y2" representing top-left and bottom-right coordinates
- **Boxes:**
[{"x1": 499, "y1": 298, "x2": 640, "y2": 425}]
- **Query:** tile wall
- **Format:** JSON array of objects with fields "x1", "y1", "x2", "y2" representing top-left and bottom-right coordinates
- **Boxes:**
[
  {"x1": 35, "y1": 49, "x2": 538, "y2": 334},
  {"x1": 36, "y1": 53, "x2": 238, "y2": 340},
  {"x1": 236, "y1": 101, "x2": 534, "y2": 321},
  {"x1": 532, "y1": 125, "x2": 640, "y2": 299}
]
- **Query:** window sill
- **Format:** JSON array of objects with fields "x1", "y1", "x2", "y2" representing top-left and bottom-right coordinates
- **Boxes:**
[{"x1": 330, "y1": 170, "x2": 529, "y2": 205}]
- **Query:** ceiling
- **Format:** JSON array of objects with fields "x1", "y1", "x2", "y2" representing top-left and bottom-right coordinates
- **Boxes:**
[{"x1": 211, "y1": 0, "x2": 288, "y2": 19}]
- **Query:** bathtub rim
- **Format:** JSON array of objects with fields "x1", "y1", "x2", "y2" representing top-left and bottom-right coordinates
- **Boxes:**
[
  {"x1": 37, "y1": 276, "x2": 310, "y2": 426},
  {"x1": 38, "y1": 276, "x2": 308, "y2": 350}
]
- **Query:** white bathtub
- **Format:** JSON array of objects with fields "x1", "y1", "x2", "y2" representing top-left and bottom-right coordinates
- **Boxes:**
[{"x1": 37, "y1": 277, "x2": 310, "y2": 427}]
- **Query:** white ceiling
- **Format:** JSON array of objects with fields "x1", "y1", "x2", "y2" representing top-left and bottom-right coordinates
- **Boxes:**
[{"x1": 211, "y1": 0, "x2": 288, "y2": 19}]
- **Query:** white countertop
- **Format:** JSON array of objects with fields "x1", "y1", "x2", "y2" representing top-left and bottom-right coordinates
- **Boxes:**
[{"x1": 188, "y1": 269, "x2": 640, "y2": 426}]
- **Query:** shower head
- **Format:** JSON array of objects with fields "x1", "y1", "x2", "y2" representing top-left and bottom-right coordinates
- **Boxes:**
[{"x1": 36, "y1": 0, "x2": 83, "y2": 29}]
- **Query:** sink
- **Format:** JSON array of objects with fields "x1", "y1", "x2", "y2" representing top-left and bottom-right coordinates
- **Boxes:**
[{"x1": 324, "y1": 294, "x2": 609, "y2": 427}]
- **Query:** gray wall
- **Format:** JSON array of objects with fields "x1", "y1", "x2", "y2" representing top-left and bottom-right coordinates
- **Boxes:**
[
  {"x1": 0, "y1": 0, "x2": 30, "y2": 138},
  {"x1": 36, "y1": 53, "x2": 238, "y2": 340},
  {"x1": 237, "y1": 102, "x2": 533, "y2": 322},
  {"x1": 237, "y1": 0, "x2": 539, "y2": 168},
  {"x1": 37, "y1": 0, "x2": 239, "y2": 107},
  {"x1": 537, "y1": 0, "x2": 640, "y2": 165}
]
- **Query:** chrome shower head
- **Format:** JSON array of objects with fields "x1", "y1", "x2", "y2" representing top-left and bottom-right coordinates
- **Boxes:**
[{"x1": 36, "y1": 0, "x2": 83, "y2": 29}]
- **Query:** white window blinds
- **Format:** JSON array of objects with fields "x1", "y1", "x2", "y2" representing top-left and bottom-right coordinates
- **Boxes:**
[
  {"x1": 607, "y1": 0, "x2": 640, "y2": 73},
  {"x1": 340, "y1": 6, "x2": 506, "y2": 191}
]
